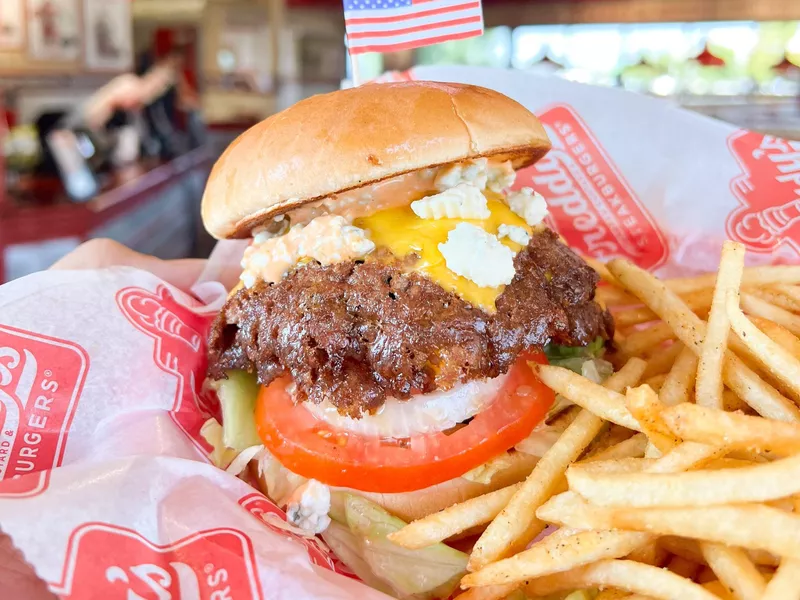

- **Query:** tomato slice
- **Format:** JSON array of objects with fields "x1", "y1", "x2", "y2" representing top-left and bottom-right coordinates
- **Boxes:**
[{"x1": 255, "y1": 351, "x2": 554, "y2": 493}]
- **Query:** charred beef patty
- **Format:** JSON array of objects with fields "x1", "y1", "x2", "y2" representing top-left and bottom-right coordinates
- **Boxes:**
[{"x1": 208, "y1": 229, "x2": 613, "y2": 416}]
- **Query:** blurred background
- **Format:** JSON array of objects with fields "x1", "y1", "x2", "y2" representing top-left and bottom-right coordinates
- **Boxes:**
[{"x1": 1, "y1": 0, "x2": 799, "y2": 283}]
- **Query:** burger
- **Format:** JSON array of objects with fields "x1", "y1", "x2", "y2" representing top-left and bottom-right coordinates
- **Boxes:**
[{"x1": 201, "y1": 81, "x2": 613, "y2": 597}]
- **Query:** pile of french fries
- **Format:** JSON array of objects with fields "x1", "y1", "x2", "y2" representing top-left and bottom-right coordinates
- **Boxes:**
[{"x1": 387, "y1": 241, "x2": 800, "y2": 600}]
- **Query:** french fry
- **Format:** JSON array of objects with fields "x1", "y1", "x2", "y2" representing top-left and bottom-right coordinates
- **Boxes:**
[
  {"x1": 663, "y1": 266, "x2": 800, "y2": 295},
  {"x1": 696, "y1": 241, "x2": 745, "y2": 409},
  {"x1": 535, "y1": 365, "x2": 642, "y2": 431},
  {"x1": 706, "y1": 457, "x2": 761, "y2": 469},
  {"x1": 613, "y1": 305, "x2": 661, "y2": 328},
  {"x1": 566, "y1": 451, "x2": 800, "y2": 508},
  {"x1": 613, "y1": 289, "x2": 714, "y2": 328},
  {"x1": 658, "y1": 345, "x2": 698, "y2": 407},
  {"x1": 597, "y1": 286, "x2": 641, "y2": 307},
  {"x1": 388, "y1": 483, "x2": 522, "y2": 550},
  {"x1": 699, "y1": 544, "x2": 765, "y2": 600},
  {"x1": 468, "y1": 359, "x2": 647, "y2": 571},
  {"x1": 581, "y1": 424, "x2": 635, "y2": 460},
  {"x1": 572, "y1": 457, "x2": 653, "y2": 475},
  {"x1": 461, "y1": 529, "x2": 648, "y2": 588},
  {"x1": 771, "y1": 284, "x2": 800, "y2": 304},
  {"x1": 741, "y1": 292, "x2": 800, "y2": 337},
  {"x1": 620, "y1": 323, "x2": 675, "y2": 356},
  {"x1": 579, "y1": 433, "x2": 647, "y2": 463},
  {"x1": 728, "y1": 292, "x2": 800, "y2": 404},
  {"x1": 641, "y1": 342, "x2": 684, "y2": 379},
  {"x1": 612, "y1": 329, "x2": 627, "y2": 356},
  {"x1": 467, "y1": 408, "x2": 607, "y2": 570},
  {"x1": 697, "y1": 569, "x2": 719, "y2": 585},
  {"x1": 522, "y1": 559, "x2": 719, "y2": 600},
  {"x1": 643, "y1": 440, "x2": 724, "y2": 474},
  {"x1": 586, "y1": 257, "x2": 621, "y2": 286},
  {"x1": 625, "y1": 540, "x2": 668, "y2": 567},
  {"x1": 607, "y1": 259, "x2": 800, "y2": 422},
  {"x1": 594, "y1": 590, "x2": 631, "y2": 600},
  {"x1": 751, "y1": 317, "x2": 800, "y2": 356},
  {"x1": 659, "y1": 536, "x2": 706, "y2": 565},
  {"x1": 666, "y1": 554, "x2": 701, "y2": 580},
  {"x1": 541, "y1": 501, "x2": 800, "y2": 561},
  {"x1": 750, "y1": 288, "x2": 800, "y2": 313},
  {"x1": 454, "y1": 582, "x2": 517, "y2": 600},
  {"x1": 625, "y1": 385, "x2": 679, "y2": 454},
  {"x1": 722, "y1": 390, "x2": 750, "y2": 413},
  {"x1": 541, "y1": 438, "x2": 726, "y2": 524},
  {"x1": 642, "y1": 374, "x2": 667, "y2": 393},
  {"x1": 761, "y1": 500, "x2": 800, "y2": 600},
  {"x1": 661, "y1": 403, "x2": 800, "y2": 455},
  {"x1": 659, "y1": 536, "x2": 781, "y2": 570},
  {"x1": 702, "y1": 580, "x2": 736, "y2": 600}
]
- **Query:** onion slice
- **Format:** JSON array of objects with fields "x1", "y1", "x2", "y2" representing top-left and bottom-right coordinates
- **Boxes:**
[{"x1": 303, "y1": 375, "x2": 509, "y2": 439}]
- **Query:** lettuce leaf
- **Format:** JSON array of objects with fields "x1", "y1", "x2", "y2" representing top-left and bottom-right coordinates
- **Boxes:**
[
  {"x1": 209, "y1": 370, "x2": 262, "y2": 452},
  {"x1": 321, "y1": 521, "x2": 396, "y2": 596},
  {"x1": 543, "y1": 337, "x2": 612, "y2": 421},
  {"x1": 544, "y1": 336, "x2": 605, "y2": 371},
  {"x1": 344, "y1": 494, "x2": 467, "y2": 599}
]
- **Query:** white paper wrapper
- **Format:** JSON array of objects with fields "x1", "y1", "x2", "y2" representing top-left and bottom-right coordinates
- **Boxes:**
[{"x1": 1, "y1": 67, "x2": 799, "y2": 599}]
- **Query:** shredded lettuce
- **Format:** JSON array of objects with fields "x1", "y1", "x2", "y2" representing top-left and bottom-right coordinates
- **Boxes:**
[
  {"x1": 208, "y1": 370, "x2": 262, "y2": 452},
  {"x1": 321, "y1": 521, "x2": 396, "y2": 596},
  {"x1": 543, "y1": 338, "x2": 612, "y2": 422},
  {"x1": 328, "y1": 490, "x2": 349, "y2": 525},
  {"x1": 543, "y1": 337, "x2": 605, "y2": 372},
  {"x1": 200, "y1": 417, "x2": 239, "y2": 469},
  {"x1": 344, "y1": 494, "x2": 468, "y2": 599},
  {"x1": 257, "y1": 449, "x2": 309, "y2": 507}
]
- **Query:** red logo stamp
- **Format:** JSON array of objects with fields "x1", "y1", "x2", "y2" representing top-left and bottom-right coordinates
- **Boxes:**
[
  {"x1": 116, "y1": 285, "x2": 219, "y2": 456},
  {"x1": 0, "y1": 325, "x2": 88, "y2": 497},
  {"x1": 50, "y1": 522, "x2": 264, "y2": 599},
  {"x1": 727, "y1": 131, "x2": 800, "y2": 257},
  {"x1": 519, "y1": 104, "x2": 668, "y2": 269},
  {"x1": 239, "y1": 492, "x2": 358, "y2": 579}
]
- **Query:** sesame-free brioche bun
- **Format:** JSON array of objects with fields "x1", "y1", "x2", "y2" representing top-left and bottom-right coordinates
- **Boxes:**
[{"x1": 201, "y1": 81, "x2": 551, "y2": 240}]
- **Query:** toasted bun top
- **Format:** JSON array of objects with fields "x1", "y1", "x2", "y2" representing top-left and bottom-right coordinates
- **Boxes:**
[{"x1": 202, "y1": 81, "x2": 551, "y2": 239}]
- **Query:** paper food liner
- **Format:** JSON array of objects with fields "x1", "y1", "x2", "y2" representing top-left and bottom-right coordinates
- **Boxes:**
[{"x1": 1, "y1": 67, "x2": 799, "y2": 599}]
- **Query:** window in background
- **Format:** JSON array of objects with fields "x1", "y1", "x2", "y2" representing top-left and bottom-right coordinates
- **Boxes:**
[
  {"x1": 415, "y1": 26, "x2": 511, "y2": 68},
  {"x1": 393, "y1": 20, "x2": 800, "y2": 99},
  {"x1": 511, "y1": 25, "x2": 565, "y2": 72}
]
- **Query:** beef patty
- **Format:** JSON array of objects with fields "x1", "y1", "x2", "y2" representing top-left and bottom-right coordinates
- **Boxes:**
[{"x1": 208, "y1": 229, "x2": 613, "y2": 416}]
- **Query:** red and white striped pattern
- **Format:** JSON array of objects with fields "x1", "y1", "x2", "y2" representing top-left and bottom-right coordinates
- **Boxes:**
[{"x1": 344, "y1": 0, "x2": 484, "y2": 55}]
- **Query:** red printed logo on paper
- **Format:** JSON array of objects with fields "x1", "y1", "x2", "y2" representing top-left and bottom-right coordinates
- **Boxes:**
[
  {"x1": 0, "y1": 325, "x2": 88, "y2": 497},
  {"x1": 727, "y1": 131, "x2": 800, "y2": 258},
  {"x1": 519, "y1": 104, "x2": 668, "y2": 269},
  {"x1": 116, "y1": 285, "x2": 218, "y2": 455},
  {"x1": 50, "y1": 522, "x2": 263, "y2": 599},
  {"x1": 239, "y1": 492, "x2": 359, "y2": 579}
]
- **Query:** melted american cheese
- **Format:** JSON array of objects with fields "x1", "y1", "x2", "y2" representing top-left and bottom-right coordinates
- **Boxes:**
[{"x1": 356, "y1": 196, "x2": 531, "y2": 311}]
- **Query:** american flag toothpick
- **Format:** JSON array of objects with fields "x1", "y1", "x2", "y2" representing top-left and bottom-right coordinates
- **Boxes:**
[{"x1": 344, "y1": 0, "x2": 484, "y2": 81}]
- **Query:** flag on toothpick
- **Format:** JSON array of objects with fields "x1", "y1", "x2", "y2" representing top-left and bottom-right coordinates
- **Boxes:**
[{"x1": 343, "y1": 0, "x2": 484, "y2": 56}]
